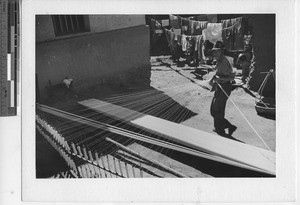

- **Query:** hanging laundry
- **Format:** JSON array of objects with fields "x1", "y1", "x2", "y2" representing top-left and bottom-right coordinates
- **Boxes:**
[
  {"x1": 188, "y1": 16, "x2": 196, "y2": 20},
  {"x1": 235, "y1": 17, "x2": 243, "y2": 33},
  {"x1": 186, "y1": 36, "x2": 196, "y2": 54},
  {"x1": 195, "y1": 36, "x2": 199, "y2": 52},
  {"x1": 221, "y1": 18, "x2": 232, "y2": 49},
  {"x1": 181, "y1": 35, "x2": 187, "y2": 52},
  {"x1": 230, "y1": 17, "x2": 242, "y2": 33},
  {"x1": 195, "y1": 21, "x2": 201, "y2": 34},
  {"x1": 155, "y1": 19, "x2": 162, "y2": 29},
  {"x1": 150, "y1": 19, "x2": 155, "y2": 30},
  {"x1": 173, "y1": 28, "x2": 181, "y2": 36},
  {"x1": 170, "y1": 31, "x2": 176, "y2": 51},
  {"x1": 165, "y1": 28, "x2": 182, "y2": 61},
  {"x1": 196, "y1": 36, "x2": 205, "y2": 63},
  {"x1": 186, "y1": 36, "x2": 198, "y2": 65},
  {"x1": 165, "y1": 29, "x2": 171, "y2": 45},
  {"x1": 194, "y1": 21, "x2": 208, "y2": 35},
  {"x1": 169, "y1": 14, "x2": 180, "y2": 29},
  {"x1": 195, "y1": 35, "x2": 201, "y2": 51},
  {"x1": 220, "y1": 17, "x2": 243, "y2": 50},
  {"x1": 194, "y1": 35, "x2": 202, "y2": 63},
  {"x1": 161, "y1": 19, "x2": 169, "y2": 27},
  {"x1": 225, "y1": 17, "x2": 243, "y2": 50},
  {"x1": 189, "y1": 20, "x2": 196, "y2": 35},
  {"x1": 233, "y1": 17, "x2": 243, "y2": 50},
  {"x1": 222, "y1": 28, "x2": 233, "y2": 50},
  {"x1": 221, "y1": 17, "x2": 243, "y2": 33},
  {"x1": 165, "y1": 29, "x2": 174, "y2": 54},
  {"x1": 221, "y1": 19, "x2": 232, "y2": 29},
  {"x1": 150, "y1": 19, "x2": 160, "y2": 30},
  {"x1": 177, "y1": 16, "x2": 183, "y2": 28},
  {"x1": 200, "y1": 21, "x2": 208, "y2": 28},
  {"x1": 181, "y1": 18, "x2": 190, "y2": 34},
  {"x1": 202, "y1": 23, "x2": 223, "y2": 44},
  {"x1": 177, "y1": 34, "x2": 182, "y2": 44},
  {"x1": 185, "y1": 36, "x2": 192, "y2": 64}
]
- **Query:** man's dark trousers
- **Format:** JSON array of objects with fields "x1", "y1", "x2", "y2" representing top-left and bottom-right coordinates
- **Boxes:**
[{"x1": 210, "y1": 82, "x2": 233, "y2": 133}]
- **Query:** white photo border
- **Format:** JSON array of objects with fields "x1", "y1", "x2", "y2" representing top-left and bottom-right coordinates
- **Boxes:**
[{"x1": 12, "y1": 0, "x2": 299, "y2": 203}]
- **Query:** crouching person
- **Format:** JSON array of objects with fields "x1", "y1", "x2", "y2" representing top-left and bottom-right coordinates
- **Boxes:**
[{"x1": 46, "y1": 77, "x2": 78, "y2": 103}]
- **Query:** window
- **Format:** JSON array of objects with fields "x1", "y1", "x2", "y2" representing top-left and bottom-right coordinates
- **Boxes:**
[{"x1": 52, "y1": 15, "x2": 90, "y2": 36}]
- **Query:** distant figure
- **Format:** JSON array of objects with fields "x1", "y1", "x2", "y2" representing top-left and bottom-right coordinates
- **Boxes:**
[
  {"x1": 46, "y1": 77, "x2": 78, "y2": 102},
  {"x1": 210, "y1": 41, "x2": 237, "y2": 136},
  {"x1": 63, "y1": 77, "x2": 74, "y2": 88},
  {"x1": 237, "y1": 53, "x2": 251, "y2": 83}
]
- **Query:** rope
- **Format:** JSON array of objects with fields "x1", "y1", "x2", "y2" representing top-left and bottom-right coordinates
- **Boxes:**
[
  {"x1": 216, "y1": 82, "x2": 271, "y2": 151},
  {"x1": 169, "y1": 14, "x2": 242, "y2": 32},
  {"x1": 152, "y1": 15, "x2": 242, "y2": 38}
]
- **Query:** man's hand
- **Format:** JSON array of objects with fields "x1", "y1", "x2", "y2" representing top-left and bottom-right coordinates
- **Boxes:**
[{"x1": 215, "y1": 75, "x2": 234, "y2": 83}]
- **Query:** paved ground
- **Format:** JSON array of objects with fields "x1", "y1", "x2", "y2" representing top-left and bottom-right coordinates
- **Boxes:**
[{"x1": 149, "y1": 56, "x2": 275, "y2": 151}]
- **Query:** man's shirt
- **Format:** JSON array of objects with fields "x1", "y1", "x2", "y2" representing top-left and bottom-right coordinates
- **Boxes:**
[{"x1": 215, "y1": 55, "x2": 235, "y2": 82}]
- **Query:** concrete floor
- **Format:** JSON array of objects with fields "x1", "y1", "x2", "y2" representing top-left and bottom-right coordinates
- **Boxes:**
[{"x1": 149, "y1": 56, "x2": 275, "y2": 151}]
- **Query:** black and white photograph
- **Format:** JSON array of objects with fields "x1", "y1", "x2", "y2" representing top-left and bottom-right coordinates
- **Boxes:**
[
  {"x1": 0, "y1": 0, "x2": 297, "y2": 204},
  {"x1": 35, "y1": 14, "x2": 276, "y2": 179}
]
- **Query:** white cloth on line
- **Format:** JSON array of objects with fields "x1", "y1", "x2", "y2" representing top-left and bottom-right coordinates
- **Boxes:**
[{"x1": 202, "y1": 23, "x2": 223, "y2": 44}]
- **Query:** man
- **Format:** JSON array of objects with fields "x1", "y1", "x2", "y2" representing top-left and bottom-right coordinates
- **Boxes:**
[
  {"x1": 210, "y1": 41, "x2": 237, "y2": 136},
  {"x1": 237, "y1": 53, "x2": 251, "y2": 83}
]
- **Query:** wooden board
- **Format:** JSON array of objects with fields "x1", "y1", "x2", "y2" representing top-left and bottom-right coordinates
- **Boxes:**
[{"x1": 78, "y1": 99, "x2": 276, "y2": 175}]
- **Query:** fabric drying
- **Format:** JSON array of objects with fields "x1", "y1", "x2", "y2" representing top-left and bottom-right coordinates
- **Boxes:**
[
  {"x1": 161, "y1": 19, "x2": 169, "y2": 27},
  {"x1": 181, "y1": 35, "x2": 187, "y2": 51},
  {"x1": 202, "y1": 23, "x2": 223, "y2": 44},
  {"x1": 169, "y1": 14, "x2": 180, "y2": 29}
]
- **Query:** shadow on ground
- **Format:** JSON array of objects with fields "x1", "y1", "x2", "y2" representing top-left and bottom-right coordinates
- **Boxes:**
[{"x1": 36, "y1": 131, "x2": 70, "y2": 178}]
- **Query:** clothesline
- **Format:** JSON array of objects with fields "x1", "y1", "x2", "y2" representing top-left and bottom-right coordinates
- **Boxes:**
[
  {"x1": 151, "y1": 15, "x2": 242, "y2": 38},
  {"x1": 170, "y1": 14, "x2": 242, "y2": 32},
  {"x1": 151, "y1": 15, "x2": 244, "y2": 63},
  {"x1": 151, "y1": 18, "x2": 203, "y2": 38},
  {"x1": 178, "y1": 14, "x2": 208, "y2": 24}
]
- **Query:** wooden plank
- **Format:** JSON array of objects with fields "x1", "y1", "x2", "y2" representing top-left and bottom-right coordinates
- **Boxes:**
[{"x1": 79, "y1": 99, "x2": 276, "y2": 175}]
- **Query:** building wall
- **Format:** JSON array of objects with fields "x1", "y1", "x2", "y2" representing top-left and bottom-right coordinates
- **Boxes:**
[
  {"x1": 36, "y1": 16, "x2": 55, "y2": 42},
  {"x1": 245, "y1": 14, "x2": 275, "y2": 93},
  {"x1": 89, "y1": 15, "x2": 145, "y2": 33},
  {"x1": 36, "y1": 15, "x2": 145, "y2": 43},
  {"x1": 36, "y1": 15, "x2": 150, "y2": 102}
]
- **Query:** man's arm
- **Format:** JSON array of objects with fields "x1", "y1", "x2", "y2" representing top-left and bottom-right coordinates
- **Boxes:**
[{"x1": 215, "y1": 74, "x2": 235, "y2": 83}]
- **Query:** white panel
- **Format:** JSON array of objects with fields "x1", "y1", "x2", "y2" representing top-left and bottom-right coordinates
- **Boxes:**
[
  {"x1": 7, "y1": 54, "x2": 11, "y2": 80},
  {"x1": 10, "y1": 80, "x2": 14, "y2": 107}
]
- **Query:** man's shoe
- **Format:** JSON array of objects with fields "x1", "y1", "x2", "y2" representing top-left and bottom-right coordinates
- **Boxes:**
[
  {"x1": 213, "y1": 129, "x2": 226, "y2": 136},
  {"x1": 228, "y1": 125, "x2": 237, "y2": 136}
]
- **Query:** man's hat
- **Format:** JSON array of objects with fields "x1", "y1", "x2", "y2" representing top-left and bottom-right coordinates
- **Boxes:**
[
  {"x1": 237, "y1": 53, "x2": 251, "y2": 62},
  {"x1": 211, "y1": 41, "x2": 226, "y2": 51}
]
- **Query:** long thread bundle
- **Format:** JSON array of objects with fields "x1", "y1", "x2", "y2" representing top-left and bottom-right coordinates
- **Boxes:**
[
  {"x1": 36, "y1": 64, "x2": 274, "y2": 177},
  {"x1": 37, "y1": 92, "x2": 275, "y2": 176}
]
